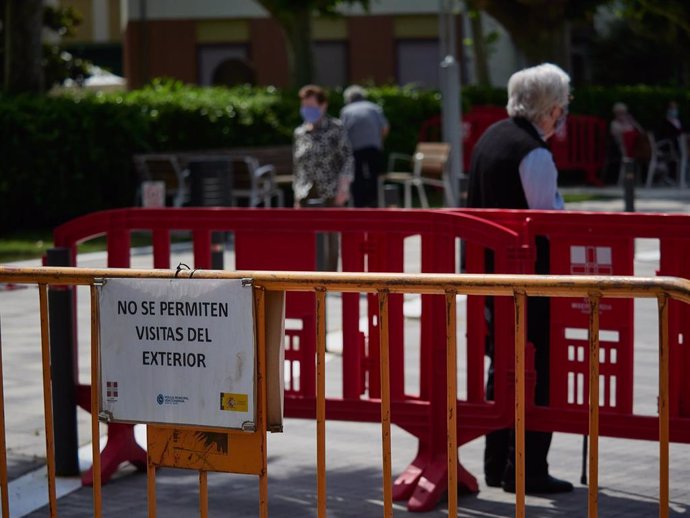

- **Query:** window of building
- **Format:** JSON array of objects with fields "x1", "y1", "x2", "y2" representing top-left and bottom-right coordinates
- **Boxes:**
[
  {"x1": 198, "y1": 45, "x2": 254, "y2": 86},
  {"x1": 397, "y1": 40, "x2": 440, "y2": 89},
  {"x1": 314, "y1": 42, "x2": 347, "y2": 87}
]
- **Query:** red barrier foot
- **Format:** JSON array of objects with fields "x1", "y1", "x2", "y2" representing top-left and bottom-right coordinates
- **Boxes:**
[
  {"x1": 393, "y1": 450, "x2": 478, "y2": 512},
  {"x1": 81, "y1": 423, "x2": 147, "y2": 486}
]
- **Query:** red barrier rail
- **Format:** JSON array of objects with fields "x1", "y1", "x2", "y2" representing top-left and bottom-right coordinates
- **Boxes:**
[
  {"x1": 418, "y1": 108, "x2": 607, "y2": 185},
  {"x1": 53, "y1": 208, "x2": 526, "y2": 511},
  {"x1": 457, "y1": 209, "x2": 690, "y2": 443},
  {"x1": 51, "y1": 208, "x2": 690, "y2": 511}
]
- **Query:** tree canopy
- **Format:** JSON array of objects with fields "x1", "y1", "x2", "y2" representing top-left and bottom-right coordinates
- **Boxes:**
[{"x1": 469, "y1": 0, "x2": 605, "y2": 67}]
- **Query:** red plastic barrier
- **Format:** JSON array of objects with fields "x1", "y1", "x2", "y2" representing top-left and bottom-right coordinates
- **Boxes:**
[
  {"x1": 52, "y1": 207, "x2": 690, "y2": 509},
  {"x1": 53, "y1": 208, "x2": 525, "y2": 511},
  {"x1": 550, "y1": 115, "x2": 607, "y2": 186},
  {"x1": 418, "y1": 106, "x2": 506, "y2": 172},
  {"x1": 458, "y1": 209, "x2": 690, "y2": 443},
  {"x1": 418, "y1": 108, "x2": 607, "y2": 185}
]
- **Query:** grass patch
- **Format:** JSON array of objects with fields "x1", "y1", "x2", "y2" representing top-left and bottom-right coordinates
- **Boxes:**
[
  {"x1": 562, "y1": 193, "x2": 618, "y2": 203},
  {"x1": 0, "y1": 231, "x2": 53, "y2": 262},
  {"x1": 0, "y1": 231, "x2": 189, "y2": 263}
]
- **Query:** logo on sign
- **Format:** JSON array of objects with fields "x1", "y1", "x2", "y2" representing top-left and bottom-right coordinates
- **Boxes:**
[
  {"x1": 570, "y1": 246, "x2": 613, "y2": 275},
  {"x1": 106, "y1": 381, "x2": 119, "y2": 401},
  {"x1": 220, "y1": 392, "x2": 249, "y2": 412},
  {"x1": 155, "y1": 393, "x2": 190, "y2": 406}
]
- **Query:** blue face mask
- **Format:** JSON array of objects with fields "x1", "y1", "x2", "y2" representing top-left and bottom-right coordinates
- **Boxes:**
[
  {"x1": 300, "y1": 106, "x2": 322, "y2": 124},
  {"x1": 668, "y1": 108, "x2": 679, "y2": 119}
]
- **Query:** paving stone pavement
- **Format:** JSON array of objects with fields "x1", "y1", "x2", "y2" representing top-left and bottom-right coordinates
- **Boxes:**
[{"x1": 2, "y1": 189, "x2": 690, "y2": 517}]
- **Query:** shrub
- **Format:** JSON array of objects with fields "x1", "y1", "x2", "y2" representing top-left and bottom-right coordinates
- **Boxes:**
[{"x1": 0, "y1": 80, "x2": 687, "y2": 231}]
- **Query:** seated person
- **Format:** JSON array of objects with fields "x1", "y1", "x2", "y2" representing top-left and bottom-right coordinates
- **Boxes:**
[{"x1": 603, "y1": 102, "x2": 645, "y2": 184}]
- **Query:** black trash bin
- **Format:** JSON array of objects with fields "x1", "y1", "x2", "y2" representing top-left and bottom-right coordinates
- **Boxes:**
[
  {"x1": 188, "y1": 157, "x2": 233, "y2": 207},
  {"x1": 188, "y1": 157, "x2": 234, "y2": 269}
]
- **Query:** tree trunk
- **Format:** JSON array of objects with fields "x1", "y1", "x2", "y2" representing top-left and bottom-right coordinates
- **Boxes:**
[
  {"x1": 0, "y1": 0, "x2": 5, "y2": 86},
  {"x1": 4, "y1": 0, "x2": 44, "y2": 94},
  {"x1": 281, "y1": 7, "x2": 314, "y2": 88},
  {"x1": 468, "y1": 9, "x2": 491, "y2": 85}
]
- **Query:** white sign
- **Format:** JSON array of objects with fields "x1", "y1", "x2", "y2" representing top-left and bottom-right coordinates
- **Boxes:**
[
  {"x1": 142, "y1": 181, "x2": 165, "y2": 208},
  {"x1": 99, "y1": 278, "x2": 256, "y2": 429}
]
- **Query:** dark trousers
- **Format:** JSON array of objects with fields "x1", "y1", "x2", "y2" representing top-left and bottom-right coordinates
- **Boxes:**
[
  {"x1": 484, "y1": 237, "x2": 552, "y2": 482},
  {"x1": 300, "y1": 189, "x2": 339, "y2": 272},
  {"x1": 352, "y1": 147, "x2": 383, "y2": 208}
]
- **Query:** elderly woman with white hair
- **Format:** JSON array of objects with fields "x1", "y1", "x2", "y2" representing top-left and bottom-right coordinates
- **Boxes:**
[
  {"x1": 468, "y1": 63, "x2": 574, "y2": 495},
  {"x1": 468, "y1": 62, "x2": 570, "y2": 210}
]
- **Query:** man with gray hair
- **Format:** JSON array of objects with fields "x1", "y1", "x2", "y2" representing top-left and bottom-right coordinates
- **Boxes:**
[
  {"x1": 340, "y1": 85, "x2": 390, "y2": 207},
  {"x1": 468, "y1": 63, "x2": 573, "y2": 494}
]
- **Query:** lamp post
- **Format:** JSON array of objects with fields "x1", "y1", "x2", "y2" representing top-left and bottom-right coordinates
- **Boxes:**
[{"x1": 438, "y1": 0, "x2": 464, "y2": 207}]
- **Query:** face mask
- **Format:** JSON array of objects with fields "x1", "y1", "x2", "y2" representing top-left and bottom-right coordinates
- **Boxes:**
[
  {"x1": 668, "y1": 108, "x2": 679, "y2": 119},
  {"x1": 554, "y1": 106, "x2": 568, "y2": 133},
  {"x1": 300, "y1": 106, "x2": 322, "y2": 124}
]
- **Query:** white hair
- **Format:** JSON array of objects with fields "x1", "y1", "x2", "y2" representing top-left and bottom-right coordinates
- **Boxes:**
[
  {"x1": 506, "y1": 63, "x2": 571, "y2": 123},
  {"x1": 343, "y1": 84, "x2": 367, "y2": 104},
  {"x1": 612, "y1": 102, "x2": 628, "y2": 114}
]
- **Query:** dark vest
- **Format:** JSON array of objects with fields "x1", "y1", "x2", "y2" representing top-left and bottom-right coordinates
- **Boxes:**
[{"x1": 467, "y1": 117, "x2": 548, "y2": 209}]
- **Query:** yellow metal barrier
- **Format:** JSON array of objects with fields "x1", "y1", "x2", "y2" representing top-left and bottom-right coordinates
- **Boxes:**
[{"x1": 1, "y1": 265, "x2": 689, "y2": 518}]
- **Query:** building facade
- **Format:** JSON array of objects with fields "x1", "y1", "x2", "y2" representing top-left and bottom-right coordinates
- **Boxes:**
[{"x1": 57, "y1": 0, "x2": 530, "y2": 90}]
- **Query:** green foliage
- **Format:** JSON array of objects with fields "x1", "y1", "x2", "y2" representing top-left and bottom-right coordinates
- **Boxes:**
[
  {"x1": 43, "y1": 5, "x2": 92, "y2": 89},
  {"x1": 569, "y1": 85, "x2": 690, "y2": 129},
  {"x1": 592, "y1": 2, "x2": 690, "y2": 87},
  {"x1": 1, "y1": 81, "x2": 688, "y2": 232}
]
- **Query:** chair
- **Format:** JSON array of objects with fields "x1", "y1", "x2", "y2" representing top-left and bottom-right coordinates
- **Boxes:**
[
  {"x1": 230, "y1": 156, "x2": 284, "y2": 207},
  {"x1": 378, "y1": 142, "x2": 451, "y2": 208},
  {"x1": 133, "y1": 154, "x2": 189, "y2": 207},
  {"x1": 644, "y1": 132, "x2": 681, "y2": 188}
]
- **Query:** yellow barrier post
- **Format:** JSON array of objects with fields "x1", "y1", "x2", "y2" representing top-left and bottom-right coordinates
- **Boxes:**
[
  {"x1": 199, "y1": 470, "x2": 208, "y2": 518},
  {"x1": 255, "y1": 286, "x2": 269, "y2": 518},
  {"x1": 658, "y1": 294, "x2": 669, "y2": 518},
  {"x1": 445, "y1": 291, "x2": 458, "y2": 518},
  {"x1": 90, "y1": 285, "x2": 103, "y2": 518},
  {"x1": 378, "y1": 290, "x2": 393, "y2": 518},
  {"x1": 315, "y1": 288, "x2": 328, "y2": 518},
  {"x1": 39, "y1": 284, "x2": 58, "y2": 518},
  {"x1": 588, "y1": 294, "x2": 601, "y2": 518},
  {"x1": 0, "y1": 318, "x2": 10, "y2": 518},
  {"x1": 513, "y1": 290, "x2": 526, "y2": 518},
  {"x1": 147, "y1": 462, "x2": 157, "y2": 518}
]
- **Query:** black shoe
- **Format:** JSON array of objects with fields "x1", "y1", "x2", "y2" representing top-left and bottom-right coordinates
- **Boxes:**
[
  {"x1": 502, "y1": 475, "x2": 573, "y2": 494},
  {"x1": 485, "y1": 475, "x2": 503, "y2": 488}
]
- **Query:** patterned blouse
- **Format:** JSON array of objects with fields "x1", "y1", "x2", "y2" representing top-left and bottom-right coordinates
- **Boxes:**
[{"x1": 293, "y1": 115, "x2": 354, "y2": 202}]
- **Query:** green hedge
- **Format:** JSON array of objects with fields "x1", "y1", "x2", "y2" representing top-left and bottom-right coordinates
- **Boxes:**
[{"x1": 0, "y1": 80, "x2": 688, "y2": 231}]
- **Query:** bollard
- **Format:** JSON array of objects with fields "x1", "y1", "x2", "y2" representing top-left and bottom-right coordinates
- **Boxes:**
[
  {"x1": 623, "y1": 158, "x2": 636, "y2": 213},
  {"x1": 45, "y1": 248, "x2": 80, "y2": 476},
  {"x1": 459, "y1": 174, "x2": 470, "y2": 208},
  {"x1": 383, "y1": 184, "x2": 400, "y2": 208}
]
